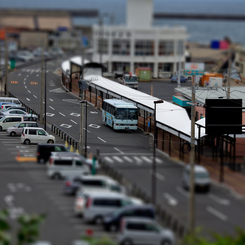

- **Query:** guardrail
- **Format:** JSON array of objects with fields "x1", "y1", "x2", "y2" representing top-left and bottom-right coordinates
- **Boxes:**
[
  {"x1": 99, "y1": 160, "x2": 188, "y2": 239},
  {"x1": 51, "y1": 123, "x2": 79, "y2": 151}
]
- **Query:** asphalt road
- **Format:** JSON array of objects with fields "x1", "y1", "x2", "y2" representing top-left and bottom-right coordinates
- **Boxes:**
[{"x1": 5, "y1": 58, "x2": 245, "y2": 240}]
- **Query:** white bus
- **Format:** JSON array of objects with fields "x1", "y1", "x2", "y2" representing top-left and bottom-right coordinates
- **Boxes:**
[{"x1": 102, "y1": 99, "x2": 138, "y2": 130}]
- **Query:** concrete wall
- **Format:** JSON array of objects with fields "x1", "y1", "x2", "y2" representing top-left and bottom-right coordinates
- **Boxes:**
[{"x1": 20, "y1": 32, "x2": 49, "y2": 48}]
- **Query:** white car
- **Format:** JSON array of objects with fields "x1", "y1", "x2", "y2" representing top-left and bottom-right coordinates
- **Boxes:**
[
  {"x1": 21, "y1": 127, "x2": 55, "y2": 145},
  {"x1": 0, "y1": 109, "x2": 38, "y2": 121},
  {"x1": 17, "y1": 51, "x2": 34, "y2": 61}
]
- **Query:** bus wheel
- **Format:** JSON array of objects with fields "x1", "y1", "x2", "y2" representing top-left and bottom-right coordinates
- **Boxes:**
[
  {"x1": 104, "y1": 119, "x2": 107, "y2": 127},
  {"x1": 112, "y1": 122, "x2": 115, "y2": 131}
]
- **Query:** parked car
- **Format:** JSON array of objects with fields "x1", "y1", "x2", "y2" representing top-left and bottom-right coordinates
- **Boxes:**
[
  {"x1": 118, "y1": 217, "x2": 175, "y2": 245},
  {"x1": 36, "y1": 143, "x2": 69, "y2": 163},
  {"x1": 21, "y1": 127, "x2": 55, "y2": 145},
  {"x1": 182, "y1": 165, "x2": 211, "y2": 192},
  {"x1": 2, "y1": 106, "x2": 27, "y2": 112},
  {"x1": 0, "y1": 116, "x2": 25, "y2": 131},
  {"x1": 16, "y1": 50, "x2": 34, "y2": 61},
  {"x1": 47, "y1": 152, "x2": 90, "y2": 179},
  {"x1": 171, "y1": 75, "x2": 187, "y2": 83},
  {"x1": 103, "y1": 204, "x2": 155, "y2": 232},
  {"x1": 83, "y1": 192, "x2": 133, "y2": 224},
  {"x1": 0, "y1": 103, "x2": 19, "y2": 110},
  {"x1": 6, "y1": 121, "x2": 38, "y2": 136},
  {"x1": 0, "y1": 109, "x2": 38, "y2": 121}
]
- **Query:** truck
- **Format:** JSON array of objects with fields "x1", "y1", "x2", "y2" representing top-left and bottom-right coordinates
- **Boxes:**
[
  {"x1": 118, "y1": 72, "x2": 138, "y2": 89},
  {"x1": 135, "y1": 67, "x2": 151, "y2": 82}
]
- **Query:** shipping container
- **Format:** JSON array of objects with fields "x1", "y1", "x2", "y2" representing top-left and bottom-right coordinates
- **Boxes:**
[{"x1": 135, "y1": 67, "x2": 151, "y2": 82}]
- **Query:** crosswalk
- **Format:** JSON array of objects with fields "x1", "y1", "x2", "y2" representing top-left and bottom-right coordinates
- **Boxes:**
[{"x1": 102, "y1": 154, "x2": 164, "y2": 165}]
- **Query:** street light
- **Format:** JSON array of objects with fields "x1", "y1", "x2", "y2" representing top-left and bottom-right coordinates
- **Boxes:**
[{"x1": 152, "y1": 100, "x2": 164, "y2": 205}]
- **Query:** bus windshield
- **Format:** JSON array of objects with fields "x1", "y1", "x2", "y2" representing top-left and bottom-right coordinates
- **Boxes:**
[{"x1": 115, "y1": 108, "x2": 138, "y2": 120}]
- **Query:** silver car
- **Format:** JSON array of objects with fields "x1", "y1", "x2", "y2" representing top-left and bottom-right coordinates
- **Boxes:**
[
  {"x1": 0, "y1": 109, "x2": 38, "y2": 121},
  {"x1": 6, "y1": 121, "x2": 38, "y2": 136},
  {"x1": 117, "y1": 217, "x2": 175, "y2": 245}
]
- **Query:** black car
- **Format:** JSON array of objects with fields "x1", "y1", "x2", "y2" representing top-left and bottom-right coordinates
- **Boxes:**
[
  {"x1": 103, "y1": 204, "x2": 155, "y2": 232},
  {"x1": 36, "y1": 143, "x2": 69, "y2": 163}
]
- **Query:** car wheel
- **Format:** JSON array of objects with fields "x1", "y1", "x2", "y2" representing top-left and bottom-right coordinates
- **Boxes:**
[
  {"x1": 47, "y1": 140, "x2": 54, "y2": 143},
  {"x1": 94, "y1": 215, "x2": 103, "y2": 225},
  {"x1": 51, "y1": 173, "x2": 61, "y2": 180},
  {"x1": 0, "y1": 126, "x2": 2, "y2": 131},
  {"x1": 121, "y1": 239, "x2": 133, "y2": 245},
  {"x1": 109, "y1": 224, "x2": 118, "y2": 232},
  {"x1": 188, "y1": 77, "x2": 192, "y2": 80},
  {"x1": 24, "y1": 139, "x2": 30, "y2": 145},
  {"x1": 161, "y1": 240, "x2": 171, "y2": 245},
  {"x1": 10, "y1": 131, "x2": 16, "y2": 137}
]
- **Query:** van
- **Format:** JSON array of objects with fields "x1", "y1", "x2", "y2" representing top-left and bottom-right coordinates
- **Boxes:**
[
  {"x1": 47, "y1": 152, "x2": 90, "y2": 179},
  {"x1": 36, "y1": 143, "x2": 69, "y2": 163},
  {"x1": 83, "y1": 192, "x2": 131, "y2": 224},
  {"x1": 21, "y1": 127, "x2": 55, "y2": 145},
  {"x1": 0, "y1": 116, "x2": 24, "y2": 131},
  {"x1": 0, "y1": 97, "x2": 21, "y2": 105}
]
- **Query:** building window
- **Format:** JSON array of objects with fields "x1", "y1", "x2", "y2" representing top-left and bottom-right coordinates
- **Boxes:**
[
  {"x1": 159, "y1": 41, "x2": 174, "y2": 56},
  {"x1": 135, "y1": 41, "x2": 154, "y2": 56},
  {"x1": 98, "y1": 39, "x2": 108, "y2": 54},
  {"x1": 240, "y1": 64, "x2": 244, "y2": 73},
  {"x1": 177, "y1": 40, "x2": 184, "y2": 55},
  {"x1": 112, "y1": 40, "x2": 130, "y2": 55}
]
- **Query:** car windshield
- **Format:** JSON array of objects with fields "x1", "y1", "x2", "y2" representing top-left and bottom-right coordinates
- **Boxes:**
[
  {"x1": 115, "y1": 108, "x2": 138, "y2": 120},
  {"x1": 13, "y1": 122, "x2": 21, "y2": 127},
  {"x1": 0, "y1": 117, "x2": 5, "y2": 122},
  {"x1": 124, "y1": 76, "x2": 138, "y2": 82}
]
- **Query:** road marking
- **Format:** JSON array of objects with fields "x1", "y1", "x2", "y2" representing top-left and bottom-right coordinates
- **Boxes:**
[
  {"x1": 175, "y1": 186, "x2": 189, "y2": 198},
  {"x1": 26, "y1": 75, "x2": 29, "y2": 77},
  {"x1": 60, "y1": 124, "x2": 72, "y2": 129},
  {"x1": 27, "y1": 90, "x2": 31, "y2": 93},
  {"x1": 24, "y1": 86, "x2": 27, "y2": 88},
  {"x1": 33, "y1": 95, "x2": 37, "y2": 98},
  {"x1": 141, "y1": 156, "x2": 152, "y2": 163},
  {"x1": 59, "y1": 112, "x2": 65, "y2": 117},
  {"x1": 151, "y1": 156, "x2": 163, "y2": 164},
  {"x1": 89, "y1": 124, "x2": 101, "y2": 129},
  {"x1": 123, "y1": 156, "x2": 133, "y2": 163},
  {"x1": 98, "y1": 137, "x2": 106, "y2": 143},
  {"x1": 208, "y1": 194, "x2": 230, "y2": 206},
  {"x1": 150, "y1": 170, "x2": 165, "y2": 181},
  {"x1": 206, "y1": 206, "x2": 227, "y2": 221},
  {"x1": 18, "y1": 73, "x2": 21, "y2": 76},
  {"x1": 49, "y1": 98, "x2": 53, "y2": 101},
  {"x1": 112, "y1": 156, "x2": 124, "y2": 163},
  {"x1": 104, "y1": 156, "x2": 114, "y2": 164},
  {"x1": 4, "y1": 195, "x2": 14, "y2": 206},
  {"x1": 114, "y1": 147, "x2": 124, "y2": 154},
  {"x1": 70, "y1": 112, "x2": 80, "y2": 117},
  {"x1": 163, "y1": 193, "x2": 178, "y2": 206},
  {"x1": 36, "y1": 74, "x2": 39, "y2": 77},
  {"x1": 83, "y1": 128, "x2": 91, "y2": 133},
  {"x1": 26, "y1": 98, "x2": 30, "y2": 101},
  {"x1": 46, "y1": 113, "x2": 55, "y2": 117},
  {"x1": 70, "y1": 119, "x2": 77, "y2": 124},
  {"x1": 49, "y1": 106, "x2": 55, "y2": 110},
  {"x1": 90, "y1": 111, "x2": 98, "y2": 114},
  {"x1": 133, "y1": 156, "x2": 142, "y2": 165}
]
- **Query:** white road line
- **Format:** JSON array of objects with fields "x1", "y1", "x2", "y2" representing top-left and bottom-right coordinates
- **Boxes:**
[
  {"x1": 163, "y1": 193, "x2": 178, "y2": 206},
  {"x1": 151, "y1": 156, "x2": 163, "y2": 164},
  {"x1": 83, "y1": 128, "x2": 91, "y2": 133},
  {"x1": 33, "y1": 95, "x2": 37, "y2": 98},
  {"x1": 208, "y1": 194, "x2": 230, "y2": 206},
  {"x1": 23, "y1": 82, "x2": 25, "y2": 85},
  {"x1": 141, "y1": 156, "x2": 152, "y2": 163},
  {"x1": 36, "y1": 74, "x2": 39, "y2": 77},
  {"x1": 133, "y1": 156, "x2": 142, "y2": 165},
  {"x1": 150, "y1": 170, "x2": 165, "y2": 181},
  {"x1": 59, "y1": 112, "x2": 65, "y2": 117},
  {"x1": 24, "y1": 78, "x2": 26, "y2": 81},
  {"x1": 104, "y1": 156, "x2": 114, "y2": 164},
  {"x1": 24, "y1": 86, "x2": 27, "y2": 89},
  {"x1": 49, "y1": 106, "x2": 55, "y2": 110},
  {"x1": 123, "y1": 156, "x2": 133, "y2": 163},
  {"x1": 26, "y1": 75, "x2": 29, "y2": 77},
  {"x1": 26, "y1": 98, "x2": 30, "y2": 101},
  {"x1": 49, "y1": 98, "x2": 53, "y2": 101},
  {"x1": 18, "y1": 73, "x2": 21, "y2": 76},
  {"x1": 112, "y1": 156, "x2": 124, "y2": 163},
  {"x1": 175, "y1": 186, "x2": 189, "y2": 198},
  {"x1": 70, "y1": 119, "x2": 77, "y2": 124},
  {"x1": 114, "y1": 147, "x2": 124, "y2": 154},
  {"x1": 206, "y1": 206, "x2": 227, "y2": 221},
  {"x1": 27, "y1": 90, "x2": 31, "y2": 93},
  {"x1": 97, "y1": 137, "x2": 106, "y2": 143}
]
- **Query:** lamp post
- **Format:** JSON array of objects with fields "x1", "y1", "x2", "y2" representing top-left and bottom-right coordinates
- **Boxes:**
[{"x1": 152, "y1": 100, "x2": 164, "y2": 205}]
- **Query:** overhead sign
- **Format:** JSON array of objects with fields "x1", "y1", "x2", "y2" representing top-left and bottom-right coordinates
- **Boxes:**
[
  {"x1": 184, "y1": 70, "x2": 204, "y2": 75},
  {"x1": 185, "y1": 63, "x2": 205, "y2": 70}
]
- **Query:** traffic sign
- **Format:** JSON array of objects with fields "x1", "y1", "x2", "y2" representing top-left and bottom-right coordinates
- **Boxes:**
[{"x1": 184, "y1": 70, "x2": 204, "y2": 75}]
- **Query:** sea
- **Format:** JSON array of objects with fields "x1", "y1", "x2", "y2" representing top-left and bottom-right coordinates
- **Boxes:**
[{"x1": 1, "y1": 0, "x2": 245, "y2": 45}]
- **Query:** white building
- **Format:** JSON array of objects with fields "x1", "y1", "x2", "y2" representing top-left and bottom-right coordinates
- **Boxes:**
[{"x1": 92, "y1": 0, "x2": 189, "y2": 78}]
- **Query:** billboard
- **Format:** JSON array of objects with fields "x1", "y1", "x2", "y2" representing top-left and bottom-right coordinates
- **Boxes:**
[{"x1": 205, "y1": 99, "x2": 242, "y2": 134}]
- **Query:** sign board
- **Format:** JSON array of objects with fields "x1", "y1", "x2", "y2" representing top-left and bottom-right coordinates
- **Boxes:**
[
  {"x1": 205, "y1": 99, "x2": 242, "y2": 134},
  {"x1": 184, "y1": 70, "x2": 205, "y2": 75},
  {"x1": 185, "y1": 63, "x2": 205, "y2": 70},
  {"x1": 207, "y1": 77, "x2": 223, "y2": 88}
]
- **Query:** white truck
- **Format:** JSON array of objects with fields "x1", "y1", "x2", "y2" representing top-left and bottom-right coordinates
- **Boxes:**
[{"x1": 118, "y1": 73, "x2": 138, "y2": 89}]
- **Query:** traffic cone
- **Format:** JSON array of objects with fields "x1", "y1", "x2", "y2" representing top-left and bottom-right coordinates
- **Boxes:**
[
  {"x1": 70, "y1": 145, "x2": 73, "y2": 152},
  {"x1": 76, "y1": 149, "x2": 79, "y2": 154},
  {"x1": 65, "y1": 141, "x2": 68, "y2": 148}
]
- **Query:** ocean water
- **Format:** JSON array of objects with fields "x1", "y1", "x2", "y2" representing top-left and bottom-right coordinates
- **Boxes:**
[{"x1": 1, "y1": 0, "x2": 245, "y2": 44}]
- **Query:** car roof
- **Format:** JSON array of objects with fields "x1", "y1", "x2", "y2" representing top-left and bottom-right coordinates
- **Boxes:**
[
  {"x1": 122, "y1": 217, "x2": 155, "y2": 223},
  {"x1": 87, "y1": 191, "x2": 125, "y2": 198},
  {"x1": 23, "y1": 127, "x2": 45, "y2": 130},
  {"x1": 185, "y1": 164, "x2": 208, "y2": 173},
  {"x1": 81, "y1": 175, "x2": 114, "y2": 181}
]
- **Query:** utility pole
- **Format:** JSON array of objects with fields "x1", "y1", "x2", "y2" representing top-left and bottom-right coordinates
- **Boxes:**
[
  {"x1": 4, "y1": 37, "x2": 8, "y2": 96},
  {"x1": 188, "y1": 78, "x2": 196, "y2": 242},
  {"x1": 227, "y1": 48, "x2": 232, "y2": 99},
  {"x1": 40, "y1": 46, "x2": 44, "y2": 124},
  {"x1": 79, "y1": 89, "x2": 84, "y2": 156}
]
